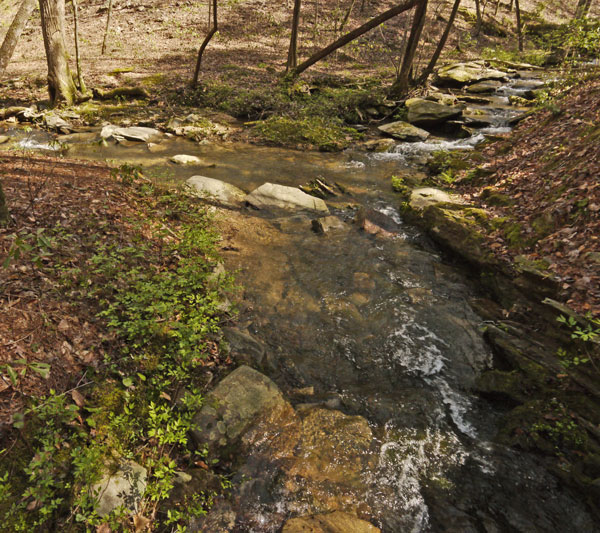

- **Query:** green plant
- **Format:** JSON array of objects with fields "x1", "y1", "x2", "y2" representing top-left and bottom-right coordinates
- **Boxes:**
[{"x1": 556, "y1": 314, "x2": 599, "y2": 370}]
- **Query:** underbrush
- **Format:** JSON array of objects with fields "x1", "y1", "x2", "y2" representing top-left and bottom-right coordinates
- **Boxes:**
[{"x1": 0, "y1": 166, "x2": 235, "y2": 531}]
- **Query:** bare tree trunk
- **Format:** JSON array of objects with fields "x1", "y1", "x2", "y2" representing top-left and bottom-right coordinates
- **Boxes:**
[
  {"x1": 392, "y1": 0, "x2": 428, "y2": 97},
  {"x1": 101, "y1": 0, "x2": 113, "y2": 55},
  {"x1": 39, "y1": 0, "x2": 78, "y2": 105},
  {"x1": 0, "y1": 180, "x2": 8, "y2": 226},
  {"x1": 494, "y1": 0, "x2": 501, "y2": 16},
  {"x1": 575, "y1": 0, "x2": 593, "y2": 17},
  {"x1": 475, "y1": 0, "x2": 482, "y2": 35},
  {"x1": 0, "y1": 0, "x2": 37, "y2": 78},
  {"x1": 286, "y1": 0, "x2": 302, "y2": 72},
  {"x1": 339, "y1": 0, "x2": 357, "y2": 32},
  {"x1": 515, "y1": 0, "x2": 523, "y2": 51},
  {"x1": 293, "y1": 0, "x2": 420, "y2": 77},
  {"x1": 192, "y1": 0, "x2": 218, "y2": 86},
  {"x1": 70, "y1": 0, "x2": 86, "y2": 93},
  {"x1": 418, "y1": 0, "x2": 461, "y2": 85}
]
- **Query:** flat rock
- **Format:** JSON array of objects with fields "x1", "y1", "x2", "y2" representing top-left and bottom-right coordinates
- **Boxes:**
[
  {"x1": 466, "y1": 80, "x2": 503, "y2": 94},
  {"x1": 378, "y1": 120, "x2": 430, "y2": 141},
  {"x1": 92, "y1": 461, "x2": 147, "y2": 517},
  {"x1": 44, "y1": 114, "x2": 73, "y2": 133},
  {"x1": 311, "y1": 215, "x2": 346, "y2": 234},
  {"x1": 409, "y1": 187, "x2": 466, "y2": 211},
  {"x1": 437, "y1": 61, "x2": 507, "y2": 86},
  {"x1": 282, "y1": 511, "x2": 381, "y2": 533},
  {"x1": 185, "y1": 176, "x2": 246, "y2": 207},
  {"x1": 170, "y1": 154, "x2": 203, "y2": 165},
  {"x1": 363, "y1": 138, "x2": 396, "y2": 152},
  {"x1": 246, "y1": 183, "x2": 329, "y2": 213},
  {"x1": 100, "y1": 125, "x2": 162, "y2": 142},
  {"x1": 406, "y1": 98, "x2": 463, "y2": 127},
  {"x1": 0, "y1": 135, "x2": 9, "y2": 144},
  {"x1": 190, "y1": 365, "x2": 294, "y2": 452}
]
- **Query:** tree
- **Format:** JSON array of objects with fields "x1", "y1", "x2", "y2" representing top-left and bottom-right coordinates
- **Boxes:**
[
  {"x1": 70, "y1": 0, "x2": 86, "y2": 93},
  {"x1": 515, "y1": 0, "x2": 523, "y2": 51},
  {"x1": 0, "y1": 0, "x2": 37, "y2": 78},
  {"x1": 101, "y1": 0, "x2": 113, "y2": 55},
  {"x1": 0, "y1": 180, "x2": 8, "y2": 226},
  {"x1": 575, "y1": 0, "x2": 594, "y2": 18},
  {"x1": 192, "y1": 0, "x2": 218, "y2": 85},
  {"x1": 38, "y1": 0, "x2": 79, "y2": 105},
  {"x1": 286, "y1": 0, "x2": 302, "y2": 72},
  {"x1": 391, "y1": 0, "x2": 428, "y2": 97},
  {"x1": 292, "y1": 0, "x2": 420, "y2": 77},
  {"x1": 418, "y1": 0, "x2": 461, "y2": 85}
]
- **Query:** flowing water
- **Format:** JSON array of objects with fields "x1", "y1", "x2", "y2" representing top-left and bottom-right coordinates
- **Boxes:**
[{"x1": 2, "y1": 74, "x2": 598, "y2": 531}]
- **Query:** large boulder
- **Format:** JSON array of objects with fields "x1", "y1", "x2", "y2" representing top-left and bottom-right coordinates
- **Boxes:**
[
  {"x1": 245, "y1": 183, "x2": 329, "y2": 213},
  {"x1": 92, "y1": 461, "x2": 147, "y2": 517},
  {"x1": 282, "y1": 511, "x2": 381, "y2": 533},
  {"x1": 190, "y1": 365, "x2": 294, "y2": 453},
  {"x1": 405, "y1": 98, "x2": 463, "y2": 127},
  {"x1": 100, "y1": 125, "x2": 162, "y2": 142},
  {"x1": 185, "y1": 176, "x2": 246, "y2": 207},
  {"x1": 378, "y1": 120, "x2": 430, "y2": 142},
  {"x1": 436, "y1": 61, "x2": 507, "y2": 86}
]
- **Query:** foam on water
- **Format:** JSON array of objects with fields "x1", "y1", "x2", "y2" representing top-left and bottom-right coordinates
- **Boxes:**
[
  {"x1": 18, "y1": 138, "x2": 60, "y2": 151},
  {"x1": 371, "y1": 134, "x2": 486, "y2": 162},
  {"x1": 430, "y1": 377, "x2": 478, "y2": 438}
]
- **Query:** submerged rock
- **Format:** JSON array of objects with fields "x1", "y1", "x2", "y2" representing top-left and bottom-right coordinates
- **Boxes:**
[
  {"x1": 363, "y1": 138, "x2": 396, "y2": 152},
  {"x1": 185, "y1": 176, "x2": 246, "y2": 207},
  {"x1": 311, "y1": 215, "x2": 346, "y2": 234},
  {"x1": 100, "y1": 125, "x2": 162, "y2": 142},
  {"x1": 170, "y1": 154, "x2": 203, "y2": 165},
  {"x1": 436, "y1": 61, "x2": 507, "y2": 86},
  {"x1": 282, "y1": 511, "x2": 380, "y2": 533},
  {"x1": 405, "y1": 98, "x2": 463, "y2": 127},
  {"x1": 246, "y1": 183, "x2": 329, "y2": 213},
  {"x1": 92, "y1": 461, "x2": 147, "y2": 517},
  {"x1": 378, "y1": 120, "x2": 430, "y2": 141}
]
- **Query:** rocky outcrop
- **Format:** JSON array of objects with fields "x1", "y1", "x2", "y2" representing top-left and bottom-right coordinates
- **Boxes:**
[
  {"x1": 245, "y1": 183, "x2": 329, "y2": 213},
  {"x1": 405, "y1": 98, "x2": 463, "y2": 127},
  {"x1": 436, "y1": 61, "x2": 507, "y2": 86},
  {"x1": 282, "y1": 511, "x2": 381, "y2": 533},
  {"x1": 190, "y1": 365, "x2": 294, "y2": 453},
  {"x1": 185, "y1": 176, "x2": 246, "y2": 207},
  {"x1": 378, "y1": 120, "x2": 430, "y2": 142}
]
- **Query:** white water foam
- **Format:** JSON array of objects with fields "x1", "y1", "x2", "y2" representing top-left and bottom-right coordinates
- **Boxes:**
[
  {"x1": 371, "y1": 134, "x2": 486, "y2": 162},
  {"x1": 18, "y1": 138, "x2": 60, "y2": 151},
  {"x1": 430, "y1": 377, "x2": 478, "y2": 438}
]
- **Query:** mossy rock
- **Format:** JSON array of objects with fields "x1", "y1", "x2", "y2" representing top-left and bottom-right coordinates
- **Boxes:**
[
  {"x1": 474, "y1": 369, "x2": 534, "y2": 405},
  {"x1": 480, "y1": 187, "x2": 514, "y2": 207}
]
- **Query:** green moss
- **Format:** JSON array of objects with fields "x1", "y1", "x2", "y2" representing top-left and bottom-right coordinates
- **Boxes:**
[
  {"x1": 480, "y1": 187, "x2": 514, "y2": 207},
  {"x1": 142, "y1": 73, "x2": 167, "y2": 87},
  {"x1": 391, "y1": 176, "x2": 410, "y2": 196},
  {"x1": 109, "y1": 67, "x2": 134, "y2": 75},
  {"x1": 503, "y1": 221, "x2": 526, "y2": 247},
  {"x1": 252, "y1": 116, "x2": 361, "y2": 151}
]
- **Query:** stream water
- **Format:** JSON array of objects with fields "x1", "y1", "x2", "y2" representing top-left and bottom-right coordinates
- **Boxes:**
[{"x1": 2, "y1": 74, "x2": 598, "y2": 531}]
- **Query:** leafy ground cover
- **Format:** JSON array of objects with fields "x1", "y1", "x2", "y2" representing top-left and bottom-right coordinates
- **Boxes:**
[{"x1": 0, "y1": 153, "x2": 235, "y2": 530}]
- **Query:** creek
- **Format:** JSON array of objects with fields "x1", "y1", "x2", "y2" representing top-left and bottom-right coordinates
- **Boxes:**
[{"x1": 1, "y1": 73, "x2": 598, "y2": 532}]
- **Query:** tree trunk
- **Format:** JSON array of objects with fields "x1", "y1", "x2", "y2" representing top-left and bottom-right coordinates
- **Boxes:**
[
  {"x1": 192, "y1": 0, "x2": 218, "y2": 85},
  {"x1": 0, "y1": 0, "x2": 37, "y2": 78},
  {"x1": 515, "y1": 0, "x2": 523, "y2": 51},
  {"x1": 71, "y1": 0, "x2": 86, "y2": 93},
  {"x1": 101, "y1": 0, "x2": 113, "y2": 55},
  {"x1": 0, "y1": 179, "x2": 8, "y2": 226},
  {"x1": 293, "y1": 0, "x2": 420, "y2": 77},
  {"x1": 286, "y1": 0, "x2": 302, "y2": 72},
  {"x1": 391, "y1": 0, "x2": 428, "y2": 97},
  {"x1": 475, "y1": 0, "x2": 482, "y2": 35},
  {"x1": 38, "y1": 0, "x2": 78, "y2": 105},
  {"x1": 575, "y1": 0, "x2": 593, "y2": 18},
  {"x1": 418, "y1": 0, "x2": 461, "y2": 85}
]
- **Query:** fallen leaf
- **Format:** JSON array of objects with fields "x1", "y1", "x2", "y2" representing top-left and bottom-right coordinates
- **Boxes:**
[{"x1": 71, "y1": 389, "x2": 85, "y2": 407}]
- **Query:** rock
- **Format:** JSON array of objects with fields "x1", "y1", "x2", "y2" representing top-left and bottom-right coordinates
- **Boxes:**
[
  {"x1": 93, "y1": 461, "x2": 147, "y2": 517},
  {"x1": 466, "y1": 80, "x2": 503, "y2": 94},
  {"x1": 246, "y1": 183, "x2": 329, "y2": 213},
  {"x1": 170, "y1": 154, "x2": 204, "y2": 165},
  {"x1": 44, "y1": 114, "x2": 73, "y2": 133},
  {"x1": 312, "y1": 215, "x2": 346, "y2": 234},
  {"x1": 0, "y1": 106, "x2": 27, "y2": 120},
  {"x1": 353, "y1": 272, "x2": 375, "y2": 291},
  {"x1": 185, "y1": 176, "x2": 246, "y2": 208},
  {"x1": 282, "y1": 511, "x2": 380, "y2": 533},
  {"x1": 0, "y1": 135, "x2": 9, "y2": 144},
  {"x1": 405, "y1": 98, "x2": 462, "y2": 127},
  {"x1": 147, "y1": 142, "x2": 167, "y2": 153},
  {"x1": 190, "y1": 365, "x2": 294, "y2": 452},
  {"x1": 222, "y1": 327, "x2": 266, "y2": 367},
  {"x1": 409, "y1": 187, "x2": 465, "y2": 211},
  {"x1": 378, "y1": 120, "x2": 430, "y2": 141},
  {"x1": 436, "y1": 61, "x2": 507, "y2": 86},
  {"x1": 507, "y1": 110, "x2": 534, "y2": 126},
  {"x1": 100, "y1": 125, "x2": 162, "y2": 142},
  {"x1": 363, "y1": 138, "x2": 396, "y2": 152}
]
